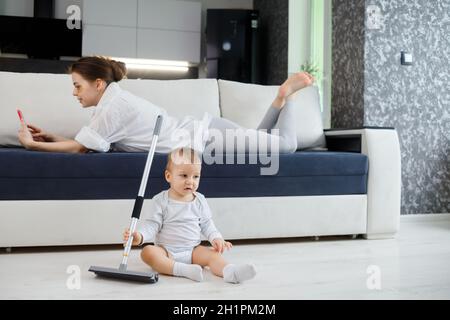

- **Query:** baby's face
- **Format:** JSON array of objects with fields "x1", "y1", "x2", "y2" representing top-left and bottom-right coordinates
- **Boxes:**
[{"x1": 165, "y1": 163, "x2": 202, "y2": 198}]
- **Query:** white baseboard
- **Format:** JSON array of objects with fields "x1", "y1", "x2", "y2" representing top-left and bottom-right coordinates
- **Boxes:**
[{"x1": 400, "y1": 213, "x2": 450, "y2": 223}]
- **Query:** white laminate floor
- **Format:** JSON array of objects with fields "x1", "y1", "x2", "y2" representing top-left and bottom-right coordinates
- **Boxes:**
[{"x1": 1, "y1": 215, "x2": 449, "y2": 300}]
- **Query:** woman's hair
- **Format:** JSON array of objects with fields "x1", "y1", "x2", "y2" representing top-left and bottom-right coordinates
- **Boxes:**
[{"x1": 69, "y1": 56, "x2": 127, "y2": 84}]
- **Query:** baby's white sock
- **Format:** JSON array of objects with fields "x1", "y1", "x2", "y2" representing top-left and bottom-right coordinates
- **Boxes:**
[
  {"x1": 172, "y1": 262, "x2": 203, "y2": 282},
  {"x1": 223, "y1": 264, "x2": 257, "y2": 283}
]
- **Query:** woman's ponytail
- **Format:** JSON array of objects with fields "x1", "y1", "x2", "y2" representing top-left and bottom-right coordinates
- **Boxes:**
[{"x1": 109, "y1": 59, "x2": 127, "y2": 82}]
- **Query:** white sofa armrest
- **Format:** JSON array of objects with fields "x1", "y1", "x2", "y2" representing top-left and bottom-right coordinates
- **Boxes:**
[{"x1": 324, "y1": 127, "x2": 401, "y2": 239}]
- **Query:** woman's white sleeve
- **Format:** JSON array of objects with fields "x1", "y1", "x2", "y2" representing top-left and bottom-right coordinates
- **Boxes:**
[
  {"x1": 75, "y1": 126, "x2": 111, "y2": 152},
  {"x1": 74, "y1": 104, "x2": 129, "y2": 152}
]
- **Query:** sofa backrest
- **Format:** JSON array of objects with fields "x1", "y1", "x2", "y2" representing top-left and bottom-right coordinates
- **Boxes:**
[
  {"x1": 0, "y1": 71, "x2": 220, "y2": 147},
  {"x1": 218, "y1": 80, "x2": 326, "y2": 150},
  {"x1": 120, "y1": 78, "x2": 220, "y2": 120},
  {"x1": 0, "y1": 71, "x2": 325, "y2": 150},
  {"x1": 0, "y1": 71, "x2": 91, "y2": 147}
]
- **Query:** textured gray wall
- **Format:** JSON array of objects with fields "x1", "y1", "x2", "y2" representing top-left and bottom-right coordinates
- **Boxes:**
[
  {"x1": 332, "y1": 0, "x2": 450, "y2": 214},
  {"x1": 331, "y1": 0, "x2": 366, "y2": 128},
  {"x1": 254, "y1": 0, "x2": 289, "y2": 85}
]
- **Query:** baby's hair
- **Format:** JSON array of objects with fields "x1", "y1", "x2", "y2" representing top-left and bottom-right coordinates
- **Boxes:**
[{"x1": 166, "y1": 148, "x2": 202, "y2": 171}]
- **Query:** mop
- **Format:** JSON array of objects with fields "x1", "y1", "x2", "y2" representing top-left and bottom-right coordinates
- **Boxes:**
[{"x1": 89, "y1": 115, "x2": 163, "y2": 283}]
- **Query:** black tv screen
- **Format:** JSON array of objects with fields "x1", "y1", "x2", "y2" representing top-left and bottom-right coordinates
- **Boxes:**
[{"x1": 0, "y1": 15, "x2": 82, "y2": 59}]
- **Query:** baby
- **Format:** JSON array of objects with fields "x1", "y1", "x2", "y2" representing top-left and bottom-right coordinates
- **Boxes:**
[{"x1": 123, "y1": 147, "x2": 256, "y2": 283}]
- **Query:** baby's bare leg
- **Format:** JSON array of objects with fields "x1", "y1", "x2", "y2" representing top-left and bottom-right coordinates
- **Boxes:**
[
  {"x1": 141, "y1": 245, "x2": 203, "y2": 281},
  {"x1": 192, "y1": 245, "x2": 227, "y2": 277},
  {"x1": 140, "y1": 245, "x2": 174, "y2": 275},
  {"x1": 193, "y1": 245, "x2": 257, "y2": 283}
]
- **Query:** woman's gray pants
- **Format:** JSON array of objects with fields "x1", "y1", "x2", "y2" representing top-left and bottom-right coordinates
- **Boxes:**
[{"x1": 206, "y1": 101, "x2": 298, "y2": 153}]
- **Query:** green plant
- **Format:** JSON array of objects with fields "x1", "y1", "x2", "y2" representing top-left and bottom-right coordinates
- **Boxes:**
[{"x1": 300, "y1": 61, "x2": 320, "y2": 78}]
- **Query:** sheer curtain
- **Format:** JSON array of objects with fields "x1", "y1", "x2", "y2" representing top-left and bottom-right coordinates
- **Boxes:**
[{"x1": 310, "y1": 0, "x2": 332, "y2": 129}]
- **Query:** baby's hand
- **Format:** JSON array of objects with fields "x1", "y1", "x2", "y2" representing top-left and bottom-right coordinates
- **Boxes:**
[
  {"x1": 212, "y1": 238, "x2": 232, "y2": 254},
  {"x1": 123, "y1": 228, "x2": 142, "y2": 247}
]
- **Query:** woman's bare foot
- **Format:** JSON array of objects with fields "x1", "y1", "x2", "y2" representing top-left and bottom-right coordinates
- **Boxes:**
[
  {"x1": 279, "y1": 72, "x2": 314, "y2": 99},
  {"x1": 272, "y1": 72, "x2": 314, "y2": 109}
]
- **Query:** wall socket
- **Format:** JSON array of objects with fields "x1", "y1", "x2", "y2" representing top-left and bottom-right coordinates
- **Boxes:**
[{"x1": 401, "y1": 51, "x2": 413, "y2": 65}]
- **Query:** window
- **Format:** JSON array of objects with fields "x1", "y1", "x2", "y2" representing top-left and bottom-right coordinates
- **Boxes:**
[
  {"x1": 310, "y1": 0, "x2": 332, "y2": 128},
  {"x1": 289, "y1": 0, "x2": 332, "y2": 128}
]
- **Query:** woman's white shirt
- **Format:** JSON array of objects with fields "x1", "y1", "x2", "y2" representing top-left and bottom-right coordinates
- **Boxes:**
[{"x1": 74, "y1": 82, "x2": 212, "y2": 153}]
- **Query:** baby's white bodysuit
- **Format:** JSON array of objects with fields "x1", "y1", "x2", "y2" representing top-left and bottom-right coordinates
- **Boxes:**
[{"x1": 137, "y1": 190, "x2": 222, "y2": 249}]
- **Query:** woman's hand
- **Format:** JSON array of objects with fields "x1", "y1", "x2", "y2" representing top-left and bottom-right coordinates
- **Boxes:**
[
  {"x1": 27, "y1": 124, "x2": 54, "y2": 142},
  {"x1": 212, "y1": 238, "x2": 232, "y2": 254},
  {"x1": 18, "y1": 122, "x2": 35, "y2": 149},
  {"x1": 123, "y1": 228, "x2": 142, "y2": 247}
]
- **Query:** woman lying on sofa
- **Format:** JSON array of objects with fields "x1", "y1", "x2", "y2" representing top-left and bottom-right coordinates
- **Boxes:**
[{"x1": 18, "y1": 56, "x2": 314, "y2": 154}]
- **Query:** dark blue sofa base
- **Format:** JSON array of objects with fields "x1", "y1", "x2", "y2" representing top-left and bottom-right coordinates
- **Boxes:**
[{"x1": 0, "y1": 148, "x2": 368, "y2": 200}]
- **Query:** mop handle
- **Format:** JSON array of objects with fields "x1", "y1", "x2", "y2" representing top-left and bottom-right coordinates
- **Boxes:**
[
  {"x1": 122, "y1": 115, "x2": 163, "y2": 266},
  {"x1": 133, "y1": 114, "x2": 163, "y2": 218}
]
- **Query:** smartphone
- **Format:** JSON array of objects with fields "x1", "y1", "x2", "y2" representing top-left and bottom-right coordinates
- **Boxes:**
[{"x1": 17, "y1": 109, "x2": 25, "y2": 122}]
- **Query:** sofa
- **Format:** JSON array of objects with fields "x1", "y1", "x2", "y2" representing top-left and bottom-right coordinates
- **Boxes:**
[{"x1": 0, "y1": 71, "x2": 401, "y2": 248}]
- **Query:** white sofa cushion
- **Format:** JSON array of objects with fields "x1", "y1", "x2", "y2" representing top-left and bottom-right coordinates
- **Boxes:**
[
  {"x1": 120, "y1": 78, "x2": 220, "y2": 120},
  {"x1": 0, "y1": 71, "x2": 220, "y2": 147},
  {"x1": 218, "y1": 79, "x2": 326, "y2": 150},
  {"x1": 0, "y1": 71, "x2": 92, "y2": 147}
]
